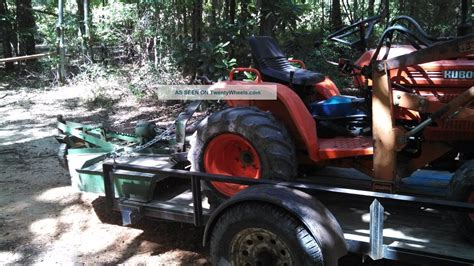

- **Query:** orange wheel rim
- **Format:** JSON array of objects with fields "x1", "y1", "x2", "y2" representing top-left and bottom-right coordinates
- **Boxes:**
[{"x1": 204, "y1": 133, "x2": 261, "y2": 197}]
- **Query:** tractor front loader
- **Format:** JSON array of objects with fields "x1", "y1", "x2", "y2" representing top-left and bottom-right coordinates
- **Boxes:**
[{"x1": 371, "y1": 35, "x2": 474, "y2": 190}]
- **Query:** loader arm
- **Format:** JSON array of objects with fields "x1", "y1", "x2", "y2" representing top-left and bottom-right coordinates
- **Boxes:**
[
  {"x1": 384, "y1": 34, "x2": 474, "y2": 70},
  {"x1": 371, "y1": 34, "x2": 474, "y2": 192}
]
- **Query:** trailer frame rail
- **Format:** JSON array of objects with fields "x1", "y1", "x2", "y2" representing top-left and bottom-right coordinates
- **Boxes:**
[{"x1": 101, "y1": 161, "x2": 474, "y2": 265}]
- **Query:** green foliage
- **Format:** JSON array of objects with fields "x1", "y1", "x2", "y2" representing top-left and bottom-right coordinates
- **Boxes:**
[
  {"x1": 174, "y1": 40, "x2": 237, "y2": 80},
  {"x1": 93, "y1": 1, "x2": 137, "y2": 44},
  {"x1": 1, "y1": 0, "x2": 467, "y2": 89},
  {"x1": 197, "y1": 41, "x2": 237, "y2": 80},
  {"x1": 271, "y1": 0, "x2": 306, "y2": 32}
]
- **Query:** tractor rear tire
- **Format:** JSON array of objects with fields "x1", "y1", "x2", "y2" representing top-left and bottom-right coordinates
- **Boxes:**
[
  {"x1": 188, "y1": 107, "x2": 297, "y2": 205},
  {"x1": 210, "y1": 203, "x2": 324, "y2": 266},
  {"x1": 447, "y1": 160, "x2": 474, "y2": 244}
]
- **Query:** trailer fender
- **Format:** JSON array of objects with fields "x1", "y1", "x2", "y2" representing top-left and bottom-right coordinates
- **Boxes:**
[{"x1": 203, "y1": 185, "x2": 347, "y2": 266}]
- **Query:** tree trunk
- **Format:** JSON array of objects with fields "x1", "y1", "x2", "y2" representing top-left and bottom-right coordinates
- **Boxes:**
[
  {"x1": 229, "y1": 0, "x2": 235, "y2": 24},
  {"x1": 191, "y1": 0, "x2": 203, "y2": 76},
  {"x1": 192, "y1": 0, "x2": 202, "y2": 45},
  {"x1": 183, "y1": 2, "x2": 188, "y2": 37},
  {"x1": 321, "y1": 0, "x2": 325, "y2": 31},
  {"x1": 331, "y1": 0, "x2": 342, "y2": 31},
  {"x1": 223, "y1": 0, "x2": 229, "y2": 20},
  {"x1": 0, "y1": 0, "x2": 14, "y2": 70},
  {"x1": 76, "y1": 0, "x2": 85, "y2": 34},
  {"x1": 367, "y1": 0, "x2": 374, "y2": 17},
  {"x1": 76, "y1": 0, "x2": 86, "y2": 58},
  {"x1": 433, "y1": 0, "x2": 449, "y2": 34},
  {"x1": 458, "y1": 0, "x2": 473, "y2": 36},
  {"x1": 57, "y1": 0, "x2": 66, "y2": 83},
  {"x1": 240, "y1": 0, "x2": 250, "y2": 22},
  {"x1": 154, "y1": 2, "x2": 161, "y2": 67},
  {"x1": 353, "y1": 0, "x2": 358, "y2": 20},
  {"x1": 84, "y1": 0, "x2": 93, "y2": 62},
  {"x1": 341, "y1": 0, "x2": 353, "y2": 23},
  {"x1": 407, "y1": 0, "x2": 415, "y2": 18},
  {"x1": 211, "y1": 0, "x2": 217, "y2": 27},
  {"x1": 237, "y1": 0, "x2": 251, "y2": 65},
  {"x1": 239, "y1": 0, "x2": 250, "y2": 30},
  {"x1": 15, "y1": 0, "x2": 36, "y2": 57},
  {"x1": 398, "y1": 0, "x2": 405, "y2": 14},
  {"x1": 259, "y1": 0, "x2": 275, "y2": 36},
  {"x1": 379, "y1": 0, "x2": 389, "y2": 27}
]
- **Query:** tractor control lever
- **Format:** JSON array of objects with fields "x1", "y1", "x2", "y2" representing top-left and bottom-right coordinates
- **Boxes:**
[{"x1": 338, "y1": 58, "x2": 362, "y2": 75}]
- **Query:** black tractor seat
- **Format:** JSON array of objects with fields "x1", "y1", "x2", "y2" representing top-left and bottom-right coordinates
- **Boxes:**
[{"x1": 249, "y1": 36, "x2": 325, "y2": 86}]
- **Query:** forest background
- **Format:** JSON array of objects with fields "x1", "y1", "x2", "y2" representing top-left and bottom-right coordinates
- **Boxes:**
[{"x1": 0, "y1": 0, "x2": 471, "y2": 91}]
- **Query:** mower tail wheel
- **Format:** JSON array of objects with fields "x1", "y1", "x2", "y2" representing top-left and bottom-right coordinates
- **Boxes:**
[
  {"x1": 447, "y1": 160, "x2": 474, "y2": 244},
  {"x1": 188, "y1": 107, "x2": 297, "y2": 204},
  {"x1": 210, "y1": 203, "x2": 324, "y2": 266}
]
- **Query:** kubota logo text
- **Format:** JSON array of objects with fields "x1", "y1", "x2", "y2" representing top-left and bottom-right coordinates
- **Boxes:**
[{"x1": 443, "y1": 70, "x2": 474, "y2": 79}]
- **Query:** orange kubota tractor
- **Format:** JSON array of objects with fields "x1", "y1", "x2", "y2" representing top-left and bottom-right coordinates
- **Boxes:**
[{"x1": 187, "y1": 16, "x2": 474, "y2": 242}]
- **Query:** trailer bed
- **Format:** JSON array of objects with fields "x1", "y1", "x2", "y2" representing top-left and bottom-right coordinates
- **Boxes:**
[
  {"x1": 113, "y1": 180, "x2": 473, "y2": 264},
  {"x1": 74, "y1": 156, "x2": 474, "y2": 265}
]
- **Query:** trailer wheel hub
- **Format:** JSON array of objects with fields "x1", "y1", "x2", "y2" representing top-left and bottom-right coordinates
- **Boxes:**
[
  {"x1": 204, "y1": 133, "x2": 261, "y2": 197},
  {"x1": 231, "y1": 228, "x2": 293, "y2": 266}
]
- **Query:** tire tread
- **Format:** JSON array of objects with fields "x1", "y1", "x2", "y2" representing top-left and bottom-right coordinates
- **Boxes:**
[
  {"x1": 188, "y1": 107, "x2": 297, "y2": 203},
  {"x1": 210, "y1": 202, "x2": 324, "y2": 265}
]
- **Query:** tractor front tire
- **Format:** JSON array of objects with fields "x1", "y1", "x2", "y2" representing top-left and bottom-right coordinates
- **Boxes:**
[
  {"x1": 210, "y1": 203, "x2": 324, "y2": 266},
  {"x1": 447, "y1": 160, "x2": 474, "y2": 244},
  {"x1": 188, "y1": 107, "x2": 297, "y2": 204}
]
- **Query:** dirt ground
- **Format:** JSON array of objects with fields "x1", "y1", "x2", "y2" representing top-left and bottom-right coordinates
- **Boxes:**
[{"x1": 0, "y1": 81, "x2": 209, "y2": 264}]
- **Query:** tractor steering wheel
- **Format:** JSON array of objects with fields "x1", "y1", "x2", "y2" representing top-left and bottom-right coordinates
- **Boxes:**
[{"x1": 327, "y1": 15, "x2": 381, "y2": 51}]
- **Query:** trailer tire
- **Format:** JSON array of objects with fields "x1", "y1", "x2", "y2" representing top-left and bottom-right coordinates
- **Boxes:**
[
  {"x1": 210, "y1": 202, "x2": 324, "y2": 266},
  {"x1": 188, "y1": 107, "x2": 297, "y2": 205},
  {"x1": 447, "y1": 160, "x2": 474, "y2": 244}
]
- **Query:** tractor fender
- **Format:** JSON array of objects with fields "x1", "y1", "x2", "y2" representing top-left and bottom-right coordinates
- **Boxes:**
[
  {"x1": 203, "y1": 185, "x2": 347, "y2": 266},
  {"x1": 226, "y1": 81, "x2": 320, "y2": 161},
  {"x1": 314, "y1": 76, "x2": 341, "y2": 98}
]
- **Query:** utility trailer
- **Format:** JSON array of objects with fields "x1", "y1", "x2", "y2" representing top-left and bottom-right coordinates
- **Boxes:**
[
  {"x1": 56, "y1": 19, "x2": 474, "y2": 264},
  {"x1": 56, "y1": 118, "x2": 474, "y2": 265}
]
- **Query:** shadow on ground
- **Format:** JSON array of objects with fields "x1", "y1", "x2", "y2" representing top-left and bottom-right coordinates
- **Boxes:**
[{"x1": 0, "y1": 136, "x2": 207, "y2": 264}]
